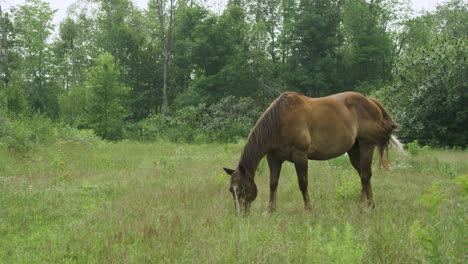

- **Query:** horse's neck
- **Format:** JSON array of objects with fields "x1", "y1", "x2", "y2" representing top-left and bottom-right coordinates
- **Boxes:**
[{"x1": 238, "y1": 139, "x2": 268, "y2": 177}]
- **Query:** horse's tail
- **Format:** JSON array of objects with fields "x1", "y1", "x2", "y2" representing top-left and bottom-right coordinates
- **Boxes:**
[{"x1": 368, "y1": 98, "x2": 404, "y2": 169}]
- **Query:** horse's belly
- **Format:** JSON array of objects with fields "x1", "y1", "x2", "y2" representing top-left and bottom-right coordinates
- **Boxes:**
[
  {"x1": 306, "y1": 137, "x2": 354, "y2": 160},
  {"x1": 307, "y1": 150, "x2": 345, "y2": 160}
]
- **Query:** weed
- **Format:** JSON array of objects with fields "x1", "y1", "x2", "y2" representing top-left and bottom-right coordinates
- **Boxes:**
[
  {"x1": 409, "y1": 178, "x2": 467, "y2": 263},
  {"x1": 407, "y1": 140, "x2": 430, "y2": 156},
  {"x1": 336, "y1": 169, "x2": 361, "y2": 199}
]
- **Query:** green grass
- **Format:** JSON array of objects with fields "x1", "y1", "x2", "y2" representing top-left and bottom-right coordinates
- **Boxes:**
[{"x1": 0, "y1": 141, "x2": 466, "y2": 263}]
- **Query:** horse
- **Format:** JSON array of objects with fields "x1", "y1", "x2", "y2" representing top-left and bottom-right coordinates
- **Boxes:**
[{"x1": 223, "y1": 91, "x2": 404, "y2": 214}]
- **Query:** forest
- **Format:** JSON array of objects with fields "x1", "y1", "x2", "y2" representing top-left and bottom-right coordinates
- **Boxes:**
[{"x1": 0, "y1": 0, "x2": 466, "y2": 148}]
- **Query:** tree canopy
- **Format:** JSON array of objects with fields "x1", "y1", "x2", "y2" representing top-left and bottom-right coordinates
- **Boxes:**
[{"x1": 0, "y1": 0, "x2": 466, "y2": 147}]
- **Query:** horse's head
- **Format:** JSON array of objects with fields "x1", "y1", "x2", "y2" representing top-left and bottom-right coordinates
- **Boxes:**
[{"x1": 223, "y1": 166, "x2": 257, "y2": 215}]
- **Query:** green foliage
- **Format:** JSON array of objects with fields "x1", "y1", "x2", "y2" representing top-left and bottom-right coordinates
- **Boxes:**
[
  {"x1": 378, "y1": 36, "x2": 467, "y2": 147},
  {"x1": 126, "y1": 96, "x2": 262, "y2": 143},
  {"x1": 418, "y1": 181, "x2": 447, "y2": 215},
  {"x1": 309, "y1": 223, "x2": 366, "y2": 263},
  {"x1": 202, "y1": 96, "x2": 262, "y2": 142},
  {"x1": 406, "y1": 140, "x2": 430, "y2": 156},
  {"x1": 2, "y1": 71, "x2": 30, "y2": 114},
  {"x1": 11, "y1": 0, "x2": 58, "y2": 116},
  {"x1": 55, "y1": 125, "x2": 100, "y2": 145},
  {"x1": 0, "y1": 114, "x2": 57, "y2": 151},
  {"x1": 182, "y1": 5, "x2": 268, "y2": 103},
  {"x1": 58, "y1": 53, "x2": 130, "y2": 140},
  {"x1": 2, "y1": 0, "x2": 466, "y2": 150},
  {"x1": 410, "y1": 178, "x2": 466, "y2": 263},
  {"x1": 86, "y1": 53, "x2": 131, "y2": 140},
  {"x1": 336, "y1": 169, "x2": 361, "y2": 200},
  {"x1": 283, "y1": 0, "x2": 342, "y2": 97},
  {"x1": 0, "y1": 113, "x2": 100, "y2": 150},
  {"x1": 58, "y1": 84, "x2": 91, "y2": 128},
  {"x1": 340, "y1": 0, "x2": 394, "y2": 92},
  {"x1": 453, "y1": 174, "x2": 468, "y2": 196}
]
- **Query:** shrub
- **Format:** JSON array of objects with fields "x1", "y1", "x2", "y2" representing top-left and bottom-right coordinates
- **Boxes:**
[
  {"x1": 202, "y1": 96, "x2": 262, "y2": 142},
  {"x1": 377, "y1": 36, "x2": 467, "y2": 147},
  {"x1": 309, "y1": 223, "x2": 366, "y2": 263},
  {"x1": 409, "y1": 178, "x2": 466, "y2": 263},
  {"x1": 125, "y1": 96, "x2": 262, "y2": 143},
  {"x1": 336, "y1": 169, "x2": 361, "y2": 200},
  {"x1": 0, "y1": 114, "x2": 100, "y2": 150},
  {"x1": 56, "y1": 125, "x2": 100, "y2": 144},
  {"x1": 406, "y1": 140, "x2": 430, "y2": 156},
  {"x1": 1, "y1": 114, "x2": 57, "y2": 151}
]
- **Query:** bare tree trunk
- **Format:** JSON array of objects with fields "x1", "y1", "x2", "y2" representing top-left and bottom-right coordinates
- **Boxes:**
[
  {"x1": 0, "y1": 3, "x2": 10, "y2": 85},
  {"x1": 162, "y1": 50, "x2": 169, "y2": 114},
  {"x1": 156, "y1": 0, "x2": 185, "y2": 115}
]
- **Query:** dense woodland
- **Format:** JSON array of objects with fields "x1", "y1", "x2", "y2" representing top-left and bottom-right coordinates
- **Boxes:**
[{"x1": 0, "y1": 0, "x2": 466, "y2": 147}]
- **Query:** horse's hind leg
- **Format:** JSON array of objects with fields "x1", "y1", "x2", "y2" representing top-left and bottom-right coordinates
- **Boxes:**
[
  {"x1": 293, "y1": 154, "x2": 312, "y2": 211},
  {"x1": 347, "y1": 141, "x2": 360, "y2": 172},
  {"x1": 267, "y1": 154, "x2": 284, "y2": 212},
  {"x1": 358, "y1": 141, "x2": 376, "y2": 208}
]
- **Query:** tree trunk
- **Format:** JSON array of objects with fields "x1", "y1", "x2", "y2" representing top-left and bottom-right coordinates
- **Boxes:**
[
  {"x1": 0, "y1": 3, "x2": 10, "y2": 85},
  {"x1": 156, "y1": 0, "x2": 185, "y2": 115},
  {"x1": 162, "y1": 50, "x2": 169, "y2": 115}
]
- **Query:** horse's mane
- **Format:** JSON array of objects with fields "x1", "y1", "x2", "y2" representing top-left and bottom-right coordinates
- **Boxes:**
[{"x1": 238, "y1": 92, "x2": 295, "y2": 172}]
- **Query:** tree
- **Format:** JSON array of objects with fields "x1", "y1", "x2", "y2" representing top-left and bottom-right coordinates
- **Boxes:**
[
  {"x1": 283, "y1": 0, "x2": 342, "y2": 97},
  {"x1": 93, "y1": 0, "x2": 152, "y2": 120},
  {"x1": 395, "y1": 0, "x2": 467, "y2": 57},
  {"x1": 87, "y1": 53, "x2": 130, "y2": 140},
  {"x1": 186, "y1": 5, "x2": 267, "y2": 103},
  {"x1": 433, "y1": 0, "x2": 467, "y2": 38},
  {"x1": 55, "y1": 17, "x2": 80, "y2": 90},
  {"x1": 11, "y1": 0, "x2": 58, "y2": 115},
  {"x1": 150, "y1": 0, "x2": 187, "y2": 115},
  {"x1": 339, "y1": 0, "x2": 395, "y2": 94},
  {"x1": 378, "y1": 36, "x2": 467, "y2": 147},
  {"x1": 0, "y1": 3, "x2": 10, "y2": 86}
]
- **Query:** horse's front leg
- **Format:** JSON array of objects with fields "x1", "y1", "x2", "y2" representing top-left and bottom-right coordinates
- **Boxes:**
[
  {"x1": 267, "y1": 154, "x2": 283, "y2": 212},
  {"x1": 293, "y1": 156, "x2": 312, "y2": 211}
]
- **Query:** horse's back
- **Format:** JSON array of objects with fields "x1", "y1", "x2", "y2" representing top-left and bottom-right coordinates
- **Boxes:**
[
  {"x1": 273, "y1": 91, "x2": 391, "y2": 160},
  {"x1": 273, "y1": 92, "x2": 357, "y2": 159}
]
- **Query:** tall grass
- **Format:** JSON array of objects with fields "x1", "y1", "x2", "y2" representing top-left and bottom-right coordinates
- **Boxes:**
[{"x1": 0, "y1": 142, "x2": 466, "y2": 263}]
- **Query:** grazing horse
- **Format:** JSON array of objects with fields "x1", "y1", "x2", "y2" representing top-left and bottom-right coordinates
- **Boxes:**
[{"x1": 223, "y1": 91, "x2": 404, "y2": 214}]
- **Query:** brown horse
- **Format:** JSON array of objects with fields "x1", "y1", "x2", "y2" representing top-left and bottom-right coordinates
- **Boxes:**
[{"x1": 223, "y1": 91, "x2": 404, "y2": 214}]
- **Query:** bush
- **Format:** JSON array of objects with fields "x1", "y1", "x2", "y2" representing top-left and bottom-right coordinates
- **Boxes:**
[
  {"x1": 202, "y1": 96, "x2": 263, "y2": 142},
  {"x1": 125, "y1": 96, "x2": 263, "y2": 143},
  {"x1": 0, "y1": 114, "x2": 56, "y2": 151},
  {"x1": 409, "y1": 177, "x2": 466, "y2": 263},
  {"x1": 377, "y1": 36, "x2": 467, "y2": 147},
  {"x1": 55, "y1": 125, "x2": 100, "y2": 144},
  {"x1": 124, "y1": 104, "x2": 206, "y2": 142},
  {"x1": 0, "y1": 113, "x2": 100, "y2": 151},
  {"x1": 406, "y1": 140, "x2": 430, "y2": 156},
  {"x1": 335, "y1": 169, "x2": 361, "y2": 200},
  {"x1": 309, "y1": 223, "x2": 366, "y2": 263}
]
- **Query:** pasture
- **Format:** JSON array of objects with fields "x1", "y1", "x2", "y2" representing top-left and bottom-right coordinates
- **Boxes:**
[{"x1": 0, "y1": 141, "x2": 466, "y2": 263}]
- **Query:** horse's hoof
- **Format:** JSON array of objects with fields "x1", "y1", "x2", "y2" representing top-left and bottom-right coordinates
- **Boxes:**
[
  {"x1": 359, "y1": 201, "x2": 375, "y2": 212},
  {"x1": 267, "y1": 207, "x2": 277, "y2": 214}
]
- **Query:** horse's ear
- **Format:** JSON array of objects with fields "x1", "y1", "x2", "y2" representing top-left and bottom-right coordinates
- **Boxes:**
[{"x1": 223, "y1": 167, "x2": 235, "y2": 176}]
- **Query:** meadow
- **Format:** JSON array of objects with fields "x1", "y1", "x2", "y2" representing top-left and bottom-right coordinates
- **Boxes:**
[{"x1": 0, "y1": 141, "x2": 466, "y2": 263}]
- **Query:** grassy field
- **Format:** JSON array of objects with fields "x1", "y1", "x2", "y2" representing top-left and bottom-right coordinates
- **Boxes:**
[{"x1": 0, "y1": 141, "x2": 466, "y2": 263}]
